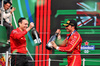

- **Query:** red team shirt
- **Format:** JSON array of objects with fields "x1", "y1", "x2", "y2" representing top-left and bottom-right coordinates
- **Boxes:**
[
  {"x1": 10, "y1": 28, "x2": 28, "y2": 54},
  {"x1": 10, "y1": 28, "x2": 82, "y2": 66},
  {"x1": 59, "y1": 31, "x2": 82, "y2": 66}
]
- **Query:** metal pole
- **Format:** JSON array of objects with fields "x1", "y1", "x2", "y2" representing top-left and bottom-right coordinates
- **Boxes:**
[
  {"x1": 48, "y1": 58, "x2": 51, "y2": 66},
  {"x1": 26, "y1": 48, "x2": 34, "y2": 61},
  {"x1": 83, "y1": 58, "x2": 85, "y2": 66},
  {"x1": 6, "y1": 51, "x2": 8, "y2": 66},
  {"x1": 9, "y1": 58, "x2": 11, "y2": 66},
  {"x1": 12, "y1": 12, "x2": 18, "y2": 28},
  {"x1": 1, "y1": 0, "x2": 3, "y2": 26}
]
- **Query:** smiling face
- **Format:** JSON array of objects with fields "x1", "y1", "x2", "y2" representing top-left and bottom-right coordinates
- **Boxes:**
[
  {"x1": 19, "y1": 19, "x2": 28, "y2": 31},
  {"x1": 4, "y1": 3, "x2": 11, "y2": 10}
]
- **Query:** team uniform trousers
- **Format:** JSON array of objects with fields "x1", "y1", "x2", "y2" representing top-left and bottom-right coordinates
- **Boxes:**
[{"x1": 11, "y1": 53, "x2": 29, "y2": 66}]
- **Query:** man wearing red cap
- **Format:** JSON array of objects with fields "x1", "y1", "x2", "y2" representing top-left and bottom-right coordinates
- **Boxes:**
[{"x1": 51, "y1": 20, "x2": 82, "y2": 66}]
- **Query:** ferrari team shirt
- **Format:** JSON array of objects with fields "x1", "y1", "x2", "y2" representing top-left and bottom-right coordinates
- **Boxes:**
[{"x1": 10, "y1": 28, "x2": 28, "y2": 54}]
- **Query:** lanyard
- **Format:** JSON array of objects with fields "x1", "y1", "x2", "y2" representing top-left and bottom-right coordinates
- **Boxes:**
[{"x1": 67, "y1": 30, "x2": 76, "y2": 39}]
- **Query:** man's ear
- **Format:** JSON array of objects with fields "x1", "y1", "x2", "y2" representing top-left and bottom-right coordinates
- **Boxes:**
[
  {"x1": 18, "y1": 23, "x2": 21, "y2": 27},
  {"x1": 72, "y1": 26, "x2": 75, "y2": 29}
]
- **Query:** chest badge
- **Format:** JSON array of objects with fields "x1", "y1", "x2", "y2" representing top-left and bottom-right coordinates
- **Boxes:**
[{"x1": 21, "y1": 38, "x2": 23, "y2": 39}]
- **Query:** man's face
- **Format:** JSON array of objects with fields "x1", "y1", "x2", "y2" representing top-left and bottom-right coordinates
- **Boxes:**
[
  {"x1": 19, "y1": 20, "x2": 28, "y2": 31},
  {"x1": 4, "y1": 3, "x2": 11, "y2": 10},
  {"x1": 65, "y1": 25, "x2": 73, "y2": 32}
]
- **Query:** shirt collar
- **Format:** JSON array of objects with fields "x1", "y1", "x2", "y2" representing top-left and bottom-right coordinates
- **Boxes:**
[
  {"x1": 66, "y1": 30, "x2": 76, "y2": 36},
  {"x1": 17, "y1": 28, "x2": 22, "y2": 32}
]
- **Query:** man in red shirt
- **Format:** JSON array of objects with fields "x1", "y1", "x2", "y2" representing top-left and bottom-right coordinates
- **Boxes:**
[
  {"x1": 51, "y1": 20, "x2": 82, "y2": 66},
  {"x1": 10, "y1": 17, "x2": 34, "y2": 66}
]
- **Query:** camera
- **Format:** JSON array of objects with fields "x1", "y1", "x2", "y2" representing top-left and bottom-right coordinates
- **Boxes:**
[{"x1": 10, "y1": 7, "x2": 13, "y2": 9}]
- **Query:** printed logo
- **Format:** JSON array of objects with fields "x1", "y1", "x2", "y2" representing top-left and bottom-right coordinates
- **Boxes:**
[{"x1": 81, "y1": 41, "x2": 95, "y2": 53}]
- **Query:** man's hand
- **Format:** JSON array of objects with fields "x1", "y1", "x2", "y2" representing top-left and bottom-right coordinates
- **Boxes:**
[
  {"x1": 56, "y1": 29, "x2": 61, "y2": 35},
  {"x1": 56, "y1": 29, "x2": 61, "y2": 40},
  {"x1": 26, "y1": 22, "x2": 34, "y2": 32},
  {"x1": 51, "y1": 41, "x2": 57, "y2": 49},
  {"x1": 29, "y1": 22, "x2": 34, "y2": 29},
  {"x1": 10, "y1": 7, "x2": 16, "y2": 14},
  {"x1": 9, "y1": 23, "x2": 12, "y2": 26}
]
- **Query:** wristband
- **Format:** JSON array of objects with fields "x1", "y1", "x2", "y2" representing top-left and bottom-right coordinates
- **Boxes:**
[{"x1": 56, "y1": 46, "x2": 59, "y2": 50}]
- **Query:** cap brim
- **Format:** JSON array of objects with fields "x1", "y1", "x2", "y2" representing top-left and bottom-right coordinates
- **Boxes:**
[{"x1": 63, "y1": 24, "x2": 69, "y2": 27}]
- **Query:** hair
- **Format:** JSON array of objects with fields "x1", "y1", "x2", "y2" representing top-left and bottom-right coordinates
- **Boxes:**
[
  {"x1": 71, "y1": 25, "x2": 77, "y2": 30},
  {"x1": 75, "y1": 26, "x2": 77, "y2": 30},
  {"x1": 4, "y1": 1, "x2": 12, "y2": 5},
  {"x1": 18, "y1": 17, "x2": 26, "y2": 26},
  {"x1": 70, "y1": 20, "x2": 78, "y2": 30}
]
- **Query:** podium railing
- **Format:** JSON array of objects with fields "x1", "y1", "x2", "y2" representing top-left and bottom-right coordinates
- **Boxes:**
[{"x1": 0, "y1": 52, "x2": 100, "y2": 66}]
